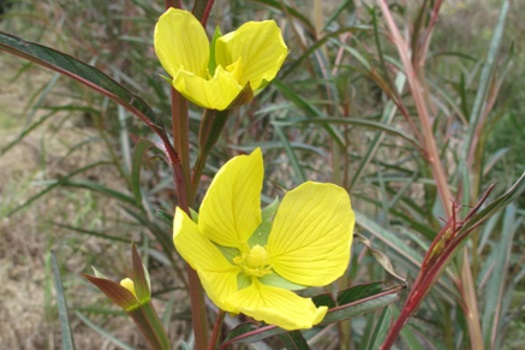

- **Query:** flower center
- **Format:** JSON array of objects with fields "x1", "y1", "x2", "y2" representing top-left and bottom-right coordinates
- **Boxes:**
[{"x1": 233, "y1": 244, "x2": 272, "y2": 278}]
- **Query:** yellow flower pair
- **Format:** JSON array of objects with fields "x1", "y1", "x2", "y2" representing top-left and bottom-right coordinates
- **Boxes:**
[
  {"x1": 156, "y1": 7, "x2": 355, "y2": 330},
  {"x1": 173, "y1": 149, "x2": 355, "y2": 329},
  {"x1": 154, "y1": 8, "x2": 288, "y2": 110}
]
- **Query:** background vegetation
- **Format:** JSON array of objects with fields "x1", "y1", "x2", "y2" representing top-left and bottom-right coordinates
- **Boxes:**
[{"x1": 0, "y1": 0, "x2": 524, "y2": 349}]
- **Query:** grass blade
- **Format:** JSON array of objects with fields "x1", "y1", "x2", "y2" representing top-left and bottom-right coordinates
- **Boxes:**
[
  {"x1": 51, "y1": 253, "x2": 76, "y2": 350},
  {"x1": 75, "y1": 311, "x2": 134, "y2": 350},
  {"x1": 273, "y1": 124, "x2": 306, "y2": 184},
  {"x1": 481, "y1": 204, "x2": 519, "y2": 348}
]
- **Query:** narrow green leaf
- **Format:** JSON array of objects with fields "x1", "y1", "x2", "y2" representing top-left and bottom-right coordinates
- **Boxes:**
[
  {"x1": 116, "y1": 105, "x2": 133, "y2": 177},
  {"x1": 273, "y1": 124, "x2": 307, "y2": 185},
  {"x1": 279, "y1": 26, "x2": 371, "y2": 79},
  {"x1": 274, "y1": 117, "x2": 422, "y2": 152},
  {"x1": 131, "y1": 139, "x2": 156, "y2": 204},
  {"x1": 461, "y1": 0, "x2": 510, "y2": 162},
  {"x1": 0, "y1": 31, "x2": 168, "y2": 138},
  {"x1": 312, "y1": 294, "x2": 336, "y2": 309},
  {"x1": 51, "y1": 253, "x2": 76, "y2": 350},
  {"x1": 6, "y1": 161, "x2": 111, "y2": 216},
  {"x1": 249, "y1": 0, "x2": 315, "y2": 34},
  {"x1": 161, "y1": 293, "x2": 177, "y2": 330},
  {"x1": 279, "y1": 331, "x2": 310, "y2": 350},
  {"x1": 324, "y1": 0, "x2": 355, "y2": 30},
  {"x1": 75, "y1": 311, "x2": 134, "y2": 350},
  {"x1": 51, "y1": 222, "x2": 130, "y2": 243},
  {"x1": 458, "y1": 0, "x2": 510, "y2": 207},
  {"x1": 365, "y1": 306, "x2": 394, "y2": 350},
  {"x1": 459, "y1": 171, "x2": 525, "y2": 234},
  {"x1": 481, "y1": 204, "x2": 518, "y2": 348},
  {"x1": 321, "y1": 286, "x2": 401, "y2": 325},
  {"x1": 59, "y1": 179, "x2": 138, "y2": 206},
  {"x1": 272, "y1": 79, "x2": 345, "y2": 148},
  {"x1": 155, "y1": 209, "x2": 175, "y2": 226},
  {"x1": 1, "y1": 69, "x2": 63, "y2": 156},
  {"x1": 350, "y1": 73, "x2": 406, "y2": 190},
  {"x1": 400, "y1": 325, "x2": 424, "y2": 350},
  {"x1": 1, "y1": 110, "x2": 52, "y2": 156},
  {"x1": 355, "y1": 210, "x2": 423, "y2": 268},
  {"x1": 336, "y1": 282, "x2": 384, "y2": 305}
]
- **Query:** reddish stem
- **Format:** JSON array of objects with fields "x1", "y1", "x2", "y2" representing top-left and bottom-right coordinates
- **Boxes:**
[
  {"x1": 164, "y1": 0, "x2": 182, "y2": 9},
  {"x1": 208, "y1": 310, "x2": 225, "y2": 350},
  {"x1": 200, "y1": 0, "x2": 215, "y2": 26}
]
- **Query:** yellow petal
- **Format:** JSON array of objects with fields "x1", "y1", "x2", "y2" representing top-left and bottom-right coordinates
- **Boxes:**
[
  {"x1": 119, "y1": 278, "x2": 137, "y2": 299},
  {"x1": 173, "y1": 208, "x2": 240, "y2": 311},
  {"x1": 172, "y1": 65, "x2": 243, "y2": 110},
  {"x1": 268, "y1": 182, "x2": 355, "y2": 286},
  {"x1": 227, "y1": 279, "x2": 327, "y2": 330},
  {"x1": 154, "y1": 8, "x2": 209, "y2": 78},
  {"x1": 198, "y1": 148, "x2": 263, "y2": 247},
  {"x1": 215, "y1": 20, "x2": 288, "y2": 92}
]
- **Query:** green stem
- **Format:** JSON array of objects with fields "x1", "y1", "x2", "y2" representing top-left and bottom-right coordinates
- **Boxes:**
[
  {"x1": 128, "y1": 302, "x2": 170, "y2": 350},
  {"x1": 191, "y1": 109, "x2": 229, "y2": 200}
]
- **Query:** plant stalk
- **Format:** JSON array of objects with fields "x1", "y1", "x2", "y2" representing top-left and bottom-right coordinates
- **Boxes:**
[
  {"x1": 377, "y1": 1, "x2": 484, "y2": 348},
  {"x1": 209, "y1": 310, "x2": 225, "y2": 350},
  {"x1": 170, "y1": 92, "x2": 209, "y2": 349}
]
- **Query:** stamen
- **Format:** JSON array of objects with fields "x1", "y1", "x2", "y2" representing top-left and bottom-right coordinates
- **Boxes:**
[{"x1": 233, "y1": 244, "x2": 272, "y2": 278}]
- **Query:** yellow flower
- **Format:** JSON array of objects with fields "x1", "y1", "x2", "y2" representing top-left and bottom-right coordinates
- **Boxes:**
[
  {"x1": 173, "y1": 148, "x2": 355, "y2": 330},
  {"x1": 154, "y1": 8, "x2": 288, "y2": 111}
]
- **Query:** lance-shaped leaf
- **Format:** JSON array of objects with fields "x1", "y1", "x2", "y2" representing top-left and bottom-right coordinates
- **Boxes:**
[{"x1": 0, "y1": 31, "x2": 170, "y2": 145}]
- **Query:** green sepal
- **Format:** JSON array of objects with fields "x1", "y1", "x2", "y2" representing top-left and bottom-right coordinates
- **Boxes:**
[
  {"x1": 131, "y1": 244, "x2": 151, "y2": 304},
  {"x1": 189, "y1": 208, "x2": 199, "y2": 222},
  {"x1": 160, "y1": 74, "x2": 171, "y2": 84},
  {"x1": 259, "y1": 272, "x2": 305, "y2": 291},
  {"x1": 248, "y1": 197, "x2": 279, "y2": 247},
  {"x1": 209, "y1": 26, "x2": 222, "y2": 75},
  {"x1": 214, "y1": 243, "x2": 240, "y2": 264},
  {"x1": 262, "y1": 197, "x2": 280, "y2": 221},
  {"x1": 92, "y1": 266, "x2": 109, "y2": 280}
]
